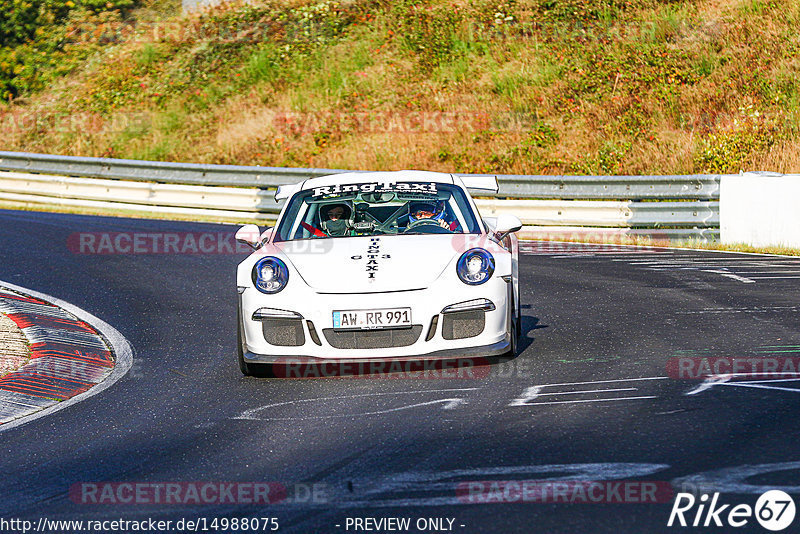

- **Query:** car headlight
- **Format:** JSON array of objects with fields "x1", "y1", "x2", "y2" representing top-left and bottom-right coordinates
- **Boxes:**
[
  {"x1": 456, "y1": 248, "x2": 494, "y2": 285},
  {"x1": 252, "y1": 257, "x2": 289, "y2": 294}
]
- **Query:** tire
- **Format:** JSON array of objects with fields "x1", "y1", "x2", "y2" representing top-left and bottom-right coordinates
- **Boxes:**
[
  {"x1": 509, "y1": 306, "x2": 518, "y2": 357},
  {"x1": 237, "y1": 309, "x2": 254, "y2": 376},
  {"x1": 506, "y1": 286, "x2": 519, "y2": 357}
]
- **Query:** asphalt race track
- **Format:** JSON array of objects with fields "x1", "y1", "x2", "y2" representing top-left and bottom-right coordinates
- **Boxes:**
[{"x1": 1, "y1": 208, "x2": 800, "y2": 533}]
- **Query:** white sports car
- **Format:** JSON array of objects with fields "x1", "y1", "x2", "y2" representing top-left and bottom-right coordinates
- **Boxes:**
[{"x1": 235, "y1": 170, "x2": 522, "y2": 375}]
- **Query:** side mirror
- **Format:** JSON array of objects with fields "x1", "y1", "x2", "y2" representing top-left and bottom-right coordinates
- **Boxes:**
[
  {"x1": 235, "y1": 224, "x2": 263, "y2": 250},
  {"x1": 494, "y1": 214, "x2": 522, "y2": 241}
]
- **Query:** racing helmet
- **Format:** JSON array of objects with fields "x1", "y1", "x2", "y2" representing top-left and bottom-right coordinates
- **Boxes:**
[
  {"x1": 408, "y1": 200, "x2": 445, "y2": 224},
  {"x1": 320, "y1": 203, "x2": 352, "y2": 236}
]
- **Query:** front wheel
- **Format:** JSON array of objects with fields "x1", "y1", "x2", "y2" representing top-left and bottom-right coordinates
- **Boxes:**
[
  {"x1": 237, "y1": 310, "x2": 273, "y2": 377},
  {"x1": 237, "y1": 308, "x2": 257, "y2": 376},
  {"x1": 506, "y1": 291, "x2": 519, "y2": 357},
  {"x1": 509, "y1": 308, "x2": 518, "y2": 357},
  {"x1": 237, "y1": 325, "x2": 253, "y2": 376}
]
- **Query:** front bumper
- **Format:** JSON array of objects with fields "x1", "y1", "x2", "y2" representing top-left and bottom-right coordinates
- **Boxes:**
[
  {"x1": 242, "y1": 338, "x2": 511, "y2": 364},
  {"x1": 238, "y1": 276, "x2": 512, "y2": 361}
]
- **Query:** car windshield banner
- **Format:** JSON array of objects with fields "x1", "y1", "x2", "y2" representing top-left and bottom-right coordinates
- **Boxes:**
[{"x1": 311, "y1": 181, "x2": 438, "y2": 198}]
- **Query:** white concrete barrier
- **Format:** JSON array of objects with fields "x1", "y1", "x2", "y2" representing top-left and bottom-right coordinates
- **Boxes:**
[{"x1": 720, "y1": 172, "x2": 800, "y2": 248}]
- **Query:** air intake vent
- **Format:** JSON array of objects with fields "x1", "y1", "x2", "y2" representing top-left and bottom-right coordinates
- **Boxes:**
[
  {"x1": 322, "y1": 326, "x2": 423, "y2": 349},
  {"x1": 441, "y1": 311, "x2": 485, "y2": 340},
  {"x1": 262, "y1": 318, "x2": 305, "y2": 346}
]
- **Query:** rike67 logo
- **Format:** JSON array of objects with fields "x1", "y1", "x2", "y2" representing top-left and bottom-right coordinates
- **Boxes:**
[{"x1": 668, "y1": 490, "x2": 796, "y2": 531}]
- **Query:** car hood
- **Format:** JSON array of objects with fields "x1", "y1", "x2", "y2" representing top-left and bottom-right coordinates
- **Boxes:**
[{"x1": 274, "y1": 235, "x2": 465, "y2": 293}]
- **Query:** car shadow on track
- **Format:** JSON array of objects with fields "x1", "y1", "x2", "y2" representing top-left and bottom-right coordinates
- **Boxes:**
[{"x1": 519, "y1": 312, "x2": 546, "y2": 355}]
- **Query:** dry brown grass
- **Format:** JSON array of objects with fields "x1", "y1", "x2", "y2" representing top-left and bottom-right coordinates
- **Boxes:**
[{"x1": 1, "y1": 0, "x2": 798, "y2": 175}]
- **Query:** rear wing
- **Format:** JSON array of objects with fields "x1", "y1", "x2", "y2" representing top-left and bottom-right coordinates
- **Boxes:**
[
  {"x1": 275, "y1": 183, "x2": 302, "y2": 201},
  {"x1": 455, "y1": 175, "x2": 499, "y2": 193}
]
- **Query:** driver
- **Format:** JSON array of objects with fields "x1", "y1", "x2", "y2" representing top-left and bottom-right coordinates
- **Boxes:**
[
  {"x1": 321, "y1": 203, "x2": 352, "y2": 236},
  {"x1": 408, "y1": 200, "x2": 449, "y2": 229}
]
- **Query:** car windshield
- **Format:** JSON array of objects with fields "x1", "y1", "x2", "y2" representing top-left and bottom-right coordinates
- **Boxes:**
[{"x1": 273, "y1": 181, "x2": 482, "y2": 241}]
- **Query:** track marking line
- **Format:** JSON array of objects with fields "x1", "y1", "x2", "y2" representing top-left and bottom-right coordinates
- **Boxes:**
[
  {"x1": 640, "y1": 262, "x2": 800, "y2": 267},
  {"x1": 508, "y1": 377, "x2": 667, "y2": 407},
  {"x1": 738, "y1": 377, "x2": 800, "y2": 384},
  {"x1": 715, "y1": 271, "x2": 800, "y2": 274},
  {"x1": 533, "y1": 387, "x2": 637, "y2": 397},
  {"x1": 685, "y1": 374, "x2": 731, "y2": 395},
  {"x1": 547, "y1": 254, "x2": 597, "y2": 258},
  {"x1": 696, "y1": 269, "x2": 754, "y2": 283},
  {"x1": 627, "y1": 261, "x2": 680, "y2": 265},
  {"x1": 676, "y1": 306, "x2": 799, "y2": 314},
  {"x1": 240, "y1": 398, "x2": 468, "y2": 420},
  {"x1": 531, "y1": 376, "x2": 669, "y2": 388},
  {"x1": 679, "y1": 257, "x2": 800, "y2": 262},
  {"x1": 235, "y1": 388, "x2": 480, "y2": 421},
  {"x1": 720, "y1": 383, "x2": 800, "y2": 393},
  {"x1": 523, "y1": 396, "x2": 657, "y2": 406},
  {"x1": 604, "y1": 258, "x2": 675, "y2": 262},
  {"x1": 686, "y1": 373, "x2": 800, "y2": 396},
  {"x1": 605, "y1": 254, "x2": 800, "y2": 285}
]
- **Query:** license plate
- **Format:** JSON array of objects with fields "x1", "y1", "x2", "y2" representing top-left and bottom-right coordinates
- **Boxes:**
[{"x1": 332, "y1": 308, "x2": 412, "y2": 330}]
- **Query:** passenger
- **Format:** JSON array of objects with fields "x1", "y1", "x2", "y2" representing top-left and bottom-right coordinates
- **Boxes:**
[{"x1": 321, "y1": 203, "x2": 352, "y2": 236}]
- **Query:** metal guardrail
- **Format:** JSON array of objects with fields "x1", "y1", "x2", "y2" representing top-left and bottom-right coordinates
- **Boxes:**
[
  {"x1": 0, "y1": 151, "x2": 732, "y2": 238},
  {"x1": 0, "y1": 172, "x2": 279, "y2": 213},
  {"x1": 0, "y1": 151, "x2": 345, "y2": 189},
  {"x1": 0, "y1": 171, "x2": 719, "y2": 227},
  {"x1": 473, "y1": 173, "x2": 723, "y2": 199},
  {"x1": 0, "y1": 151, "x2": 729, "y2": 200},
  {"x1": 474, "y1": 199, "x2": 719, "y2": 228},
  {"x1": 0, "y1": 172, "x2": 280, "y2": 222}
]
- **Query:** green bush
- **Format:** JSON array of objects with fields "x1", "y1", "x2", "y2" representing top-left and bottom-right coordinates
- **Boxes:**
[
  {"x1": 0, "y1": 0, "x2": 137, "y2": 100},
  {"x1": 484, "y1": 122, "x2": 559, "y2": 172},
  {"x1": 1, "y1": 0, "x2": 70, "y2": 47},
  {"x1": 536, "y1": 0, "x2": 660, "y2": 22},
  {"x1": 394, "y1": 0, "x2": 463, "y2": 73},
  {"x1": 694, "y1": 109, "x2": 781, "y2": 173},
  {"x1": 1, "y1": 0, "x2": 134, "y2": 47},
  {"x1": 571, "y1": 140, "x2": 632, "y2": 174}
]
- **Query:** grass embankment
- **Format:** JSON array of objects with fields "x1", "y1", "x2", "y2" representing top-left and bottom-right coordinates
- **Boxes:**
[{"x1": 1, "y1": 0, "x2": 799, "y2": 175}]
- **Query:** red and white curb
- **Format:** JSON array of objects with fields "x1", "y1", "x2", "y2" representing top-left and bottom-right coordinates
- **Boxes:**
[{"x1": 0, "y1": 281, "x2": 133, "y2": 431}]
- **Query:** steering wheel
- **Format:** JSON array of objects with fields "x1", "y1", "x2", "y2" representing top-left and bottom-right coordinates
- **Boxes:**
[{"x1": 403, "y1": 218, "x2": 450, "y2": 233}]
